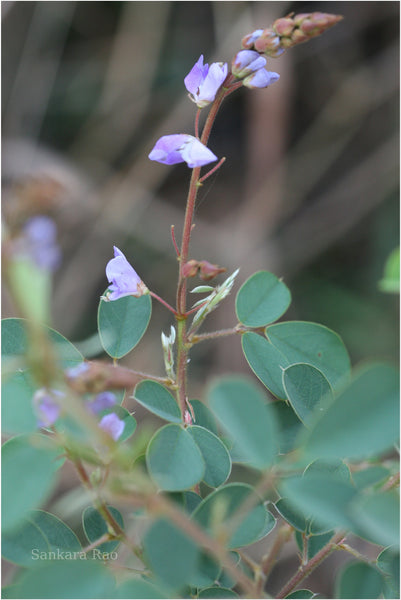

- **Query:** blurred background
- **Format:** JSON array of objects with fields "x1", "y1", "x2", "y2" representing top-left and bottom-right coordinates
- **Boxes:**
[{"x1": 2, "y1": 1, "x2": 399, "y2": 595}]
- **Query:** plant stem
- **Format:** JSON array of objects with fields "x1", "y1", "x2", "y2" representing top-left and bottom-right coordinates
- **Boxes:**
[
  {"x1": 276, "y1": 531, "x2": 346, "y2": 598},
  {"x1": 149, "y1": 291, "x2": 178, "y2": 315},
  {"x1": 256, "y1": 524, "x2": 293, "y2": 596},
  {"x1": 189, "y1": 325, "x2": 244, "y2": 343}
]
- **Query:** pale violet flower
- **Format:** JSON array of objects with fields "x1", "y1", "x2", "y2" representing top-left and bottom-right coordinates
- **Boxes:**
[
  {"x1": 232, "y1": 50, "x2": 267, "y2": 78},
  {"x1": 15, "y1": 216, "x2": 61, "y2": 271},
  {"x1": 149, "y1": 134, "x2": 217, "y2": 168},
  {"x1": 104, "y1": 246, "x2": 147, "y2": 301},
  {"x1": 33, "y1": 388, "x2": 64, "y2": 428},
  {"x1": 99, "y1": 413, "x2": 125, "y2": 441},
  {"x1": 243, "y1": 68, "x2": 280, "y2": 89},
  {"x1": 184, "y1": 55, "x2": 228, "y2": 108},
  {"x1": 87, "y1": 392, "x2": 117, "y2": 415}
]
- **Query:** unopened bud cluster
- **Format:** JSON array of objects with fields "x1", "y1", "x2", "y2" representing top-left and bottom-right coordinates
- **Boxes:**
[{"x1": 242, "y1": 12, "x2": 343, "y2": 57}]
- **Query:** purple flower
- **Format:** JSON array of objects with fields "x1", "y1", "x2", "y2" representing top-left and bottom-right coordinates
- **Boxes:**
[
  {"x1": 184, "y1": 55, "x2": 228, "y2": 108},
  {"x1": 17, "y1": 216, "x2": 61, "y2": 271},
  {"x1": 99, "y1": 413, "x2": 125, "y2": 441},
  {"x1": 87, "y1": 392, "x2": 117, "y2": 415},
  {"x1": 33, "y1": 388, "x2": 64, "y2": 428},
  {"x1": 243, "y1": 68, "x2": 280, "y2": 89},
  {"x1": 241, "y1": 29, "x2": 264, "y2": 49},
  {"x1": 149, "y1": 134, "x2": 217, "y2": 168},
  {"x1": 65, "y1": 362, "x2": 89, "y2": 379},
  {"x1": 105, "y1": 246, "x2": 147, "y2": 301},
  {"x1": 232, "y1": 50, "x2": 267, "y2": 78}
]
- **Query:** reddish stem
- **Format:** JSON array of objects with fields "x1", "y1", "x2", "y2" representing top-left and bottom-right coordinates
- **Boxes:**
[
  {"x1": 171, "y1": 225, "x2": 180, "y2": 257},
  {"x1": 199, "y1": 157, "x2": 226, "y2": 183},
  {"x1": 149, "y1": 291, "x2": 178, "y2": 316}
]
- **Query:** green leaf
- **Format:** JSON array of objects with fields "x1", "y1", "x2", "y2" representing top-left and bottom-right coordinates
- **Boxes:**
[
  {"x1": 275, "y1": 498, "x2": 307, "y2": 532},
  {"x1": 350, "y1": 490, "x2": 400, "y2": 547},
  {"x1": 115, "y1": 578, "x2": 167, "y2": 599},
  {"x1": 280, "y1": 473, "x2": 357, "y2": 533},
  {"x1": 143, "y1": 518, "x2": 200, "y2": 591},
  {"x1": 282, "y1": 363, "x2": 333, "y2": 426},
  {"x1": 134, "y1": 380, "x2": 181, "y2": 423},
  {"x1": 304, "y1": 458, "x2": 351, "y2": 482},
  {"x1": 192, "y1": 483, "x2": 276, "y2": 549},
  {"x1": 187, "y1": 551, "x2": 221, "y2": 588},
  {"x1": 377, "y1": 547, "x2": 400, "y2": 599},
  {"x1": 266, "y1": 321, "x2": 351, "y2": 390},
  {"x1": 188, "y1": 425, "x2": 231, "y2": 487},
  {"x1": 242, "y1": 332, "x2": 289, "y2": 399},
  {"x1": 7, "y1": 259, "x2": 52, "y2": 323},
  {"x1": 198, "y1": 588, "x2": 239, "y2": 599},
  {"x1": 98, "y1": 405, "x2": 136, "y2": 441},
  {"x1": 235, "y1": 271, "x2": 291, "y2": 327},
  {"x1": 146, "y1": 424, "x2": 205, "y2": 491},
  {"x1": 208, "y1": 376, "x2": 277, "y2": 470},
  {"x1": 335, "y1": 562, "x2": 384, "y2": 599},
  {"x1": 352, "y1": 466, "x2": 390, "y2": 490},
  {"x1": 82, "y1": 505, "x2": 124, "y2": 554},
  {"x1": 189, "y1": 399, "x2": 219, "y2": 435},
  {"x1": 379, "y1": 246, "x2": 400, "y2": 293},
  {"x1": 98, "y1": 293, "x2": 151, "y2": 359},
  {"x1": 2, "y1": 510, "x2": 81, "y2": 567},
  {"x1": 2, "y1": 318, "x2": 83, "y2": 435},
  {"x1": 295, "y1": 530, "x2": 334, "y2": 561},
  {"x1": 273, "y1": 400, "x2": 304, "y2": 455},
  {"x1": 302, "y1": 364, "x2": 400, "y2": 461},
  {"x1": 2, "y1": 434, "x2": 63, "y2": 533},
  {"x1": 14, "y1": 559, "x2": 116, "y2": 599},
  {"x1": 285, "y1": 591, "x2": 316, "y2": 599}
]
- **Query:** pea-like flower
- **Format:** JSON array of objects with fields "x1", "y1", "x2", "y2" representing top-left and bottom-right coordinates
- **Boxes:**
[
  {"x1": 105, "y1": 246, "x2": 148, "y2": 301},
  {"x1": 14, "y1": 215, "x2": 61, "y2": 271},
  {"x1": 243, "y1": 68, "x2": 280, "y2": 89},
  {"x1": 232, "y1": 50, "x2": 267, "y2": 78},
  {"x1": 99, "y1": 413, "x2": 125, "y2": 441},
  {"x1": 184, "y1": 55, "x2": 228, "y2": 108},
  {"x1": 33, "y1": 388, "x2": 64, "y2": 428},
  {"x1": 87, "y1": 391, "x2": 117, "y2": 415},
  {"x1": 149, "y1": 134, "x2": 217, "y2": 168}
]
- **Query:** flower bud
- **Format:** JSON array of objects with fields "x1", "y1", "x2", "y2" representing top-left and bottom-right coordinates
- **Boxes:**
[
  {"x1": 243, "y1": 69, "x2": 280, "y2": 89},
  {"x1": 273, "y1": 17, "x2": 294, "y2": 37},
  {"x1": 161, "y1": 326, "x2": 176, "y2": 380},
  {"x1": 232, "y1": 50, "x2": 266, "y2": 78},
  {"x1": 99, "y1": 413, "x2": 125, "y2": 441},
  {"x1": 184, "y1": 410, "x2": 193, "y2": 425},
  {"x1": 182, "y1": 259, "x2": 199, "y2": 278},
  {"x1": 198, "y1": 260, "x2": 226, "y2": 281},
  {"x1": 241, "y1": 29, "x2": 264, "y2": 49}
]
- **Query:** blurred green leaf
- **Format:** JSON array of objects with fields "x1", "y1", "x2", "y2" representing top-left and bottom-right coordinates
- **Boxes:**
[
  {"x1": 283, "y1": 363, "x2": 333, "y2": 426},
  {"x1": 82, "y1": 505, "x2": 124, "y2": 554},
  {"x1": 143, "y1": 518, "x2": 200, "y2": 591},
  {"x1": 352, "y1": 466, "x2": 391, "y2": 490},
  {"x1": 189, "y1": 399, "x2": 219, "y2": 435},
  {"x1": 235, "y1": 271, "x2": 291, "y2": 327},
  {"x1": 188, "y1": 425, "x2": 231, "y2": 487},
  {"x1": 146, "y1": 424, "x2": 205, "y2": 491},
  {"x1": 14, "y1": 559, "x2": 116, "y2": 598},
  {"x1": 285, "y1": 591, "x2": 317, "y2": 599},
  {"x1": 192, "y1": 483, "x2": 275, "y2": 549},
  {"x1": 377, "y1": 546, "x2": 400, "y2": 599},
  {"x1": 266, "y1": 321, "x2": 351, "y2": 390},
  {"x1": 7, "y1": 259, "x2": 52, "y2": 324},
  {"x1": 241, "y1": 332, "x2": 289, "y2": 399},
  {"x1": 378, "y1": 247, "x2": 399, "y2": 293},
  {"x1": 198, "y1": 588, "x2": 239, "y2": 599},
  {"x1": 335, "y1": 562, "x2": 384, "y2": 599},
  {"x1": 98, "y1": 293, "x2": 151, "y2": 359},
  {"x1": 350, "y1": 490, "x2": 400, "y2": 547},
  {"x1": 208, "y1": 376, "x2": 277, "y2": 470},
  {"x1": 134, "y1": 380, "x2": 181, "y2": 423},
  {"x1": 273, "y1": 400, "x2": 304, "y2": 454},
  {"x1": 2, "y1": 434, "x2": 63, "y2": 533},
  {"x1": 302, "y1": 364, "x2": 399, "y2": 460},
  {"x1": 115, "y1": 578, "x2": 167, "y2": 599},
  {"x1": 2, "y1": 510, "x2": 81, "y2": 567}
]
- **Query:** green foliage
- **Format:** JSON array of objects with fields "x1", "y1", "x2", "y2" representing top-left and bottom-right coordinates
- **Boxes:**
[
  {"x1": 335, "y1": 562, "x2": 384, "y2": 599},
  {"x1": 198, "y1": 587, "x2": 239, "y2": 598},
  {"x1": 134, "y1": 380, "x2": 181, "y2": 422},
  {"x1": 146, "y1": 424, "x2": 205, "y2": 490},
  {"x1": 98, "y1": 293, "x2": 152, "y2": 359},
  {"x1": 82, "y1": 506, "x2": 124, "y2": 553},
  {"x1": 12, "y1": 559, "x2": 116, "y2": 599},
  {"x1": 378, "y1": 246, "x2": 400, "y2": 293},
  {"x1": 266, "y1": 321, "x2": 351, "y2": 390},
  {"x1": 115, "y1": 578, "x2": 167, "y2": 599},
  {"x1": 2, "y1": 318, "x2": 83, "y2": 434},
  {"x1": 2, "y1": 434, "x2": 63, "y2": 533},
  {"x1": 285, "y1": 591, "x2": 316, "y2": 599},
  {"x1": 377, "y1": 546, "x2": 400, "y2": 599},
  {"x1": 235, "y1": 271, "x2": 291, "y2": 327},
  {"x1": 302, "y1": 363, "x2": 399, "y2": 460},
  {"x1": 143, "y1": 518, "x2": 200, "y2": 591},
  {"x1": 283, "y1": 363, "x2": 333, "y2": 426},
  {"x1": 242, "y1": 332, "x2": 289, "y2": 399},
  {"x1": 187, "y1": 425, "x2": 231, "y2": 487},
  {"x1": 2, "y1": 510, "x2": 81, "y2": 567},
  {"x1": 207, "y1": 376, "x2": 277, "y2": 469},
  {"x1": 192, "y1": 483, "x2": 275, "y2": 549}
]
